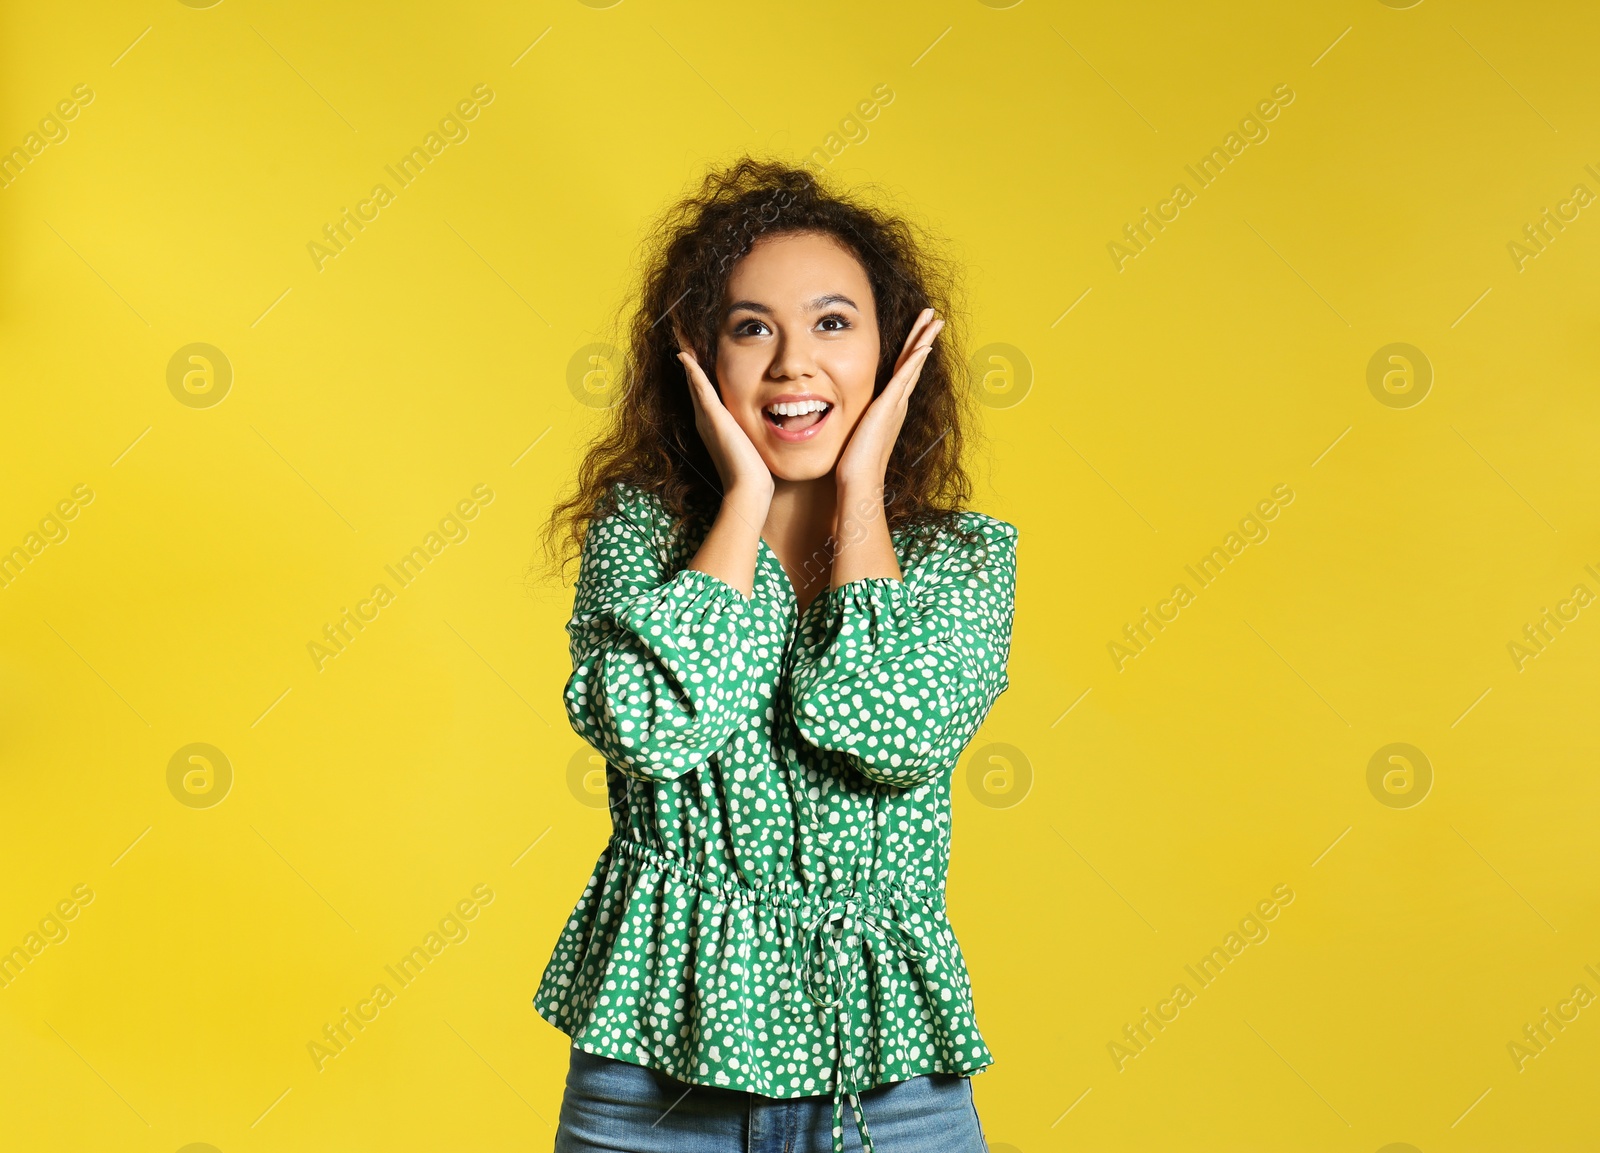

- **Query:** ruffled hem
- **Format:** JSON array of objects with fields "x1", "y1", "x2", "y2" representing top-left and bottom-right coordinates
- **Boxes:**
[
  {"x1": 532, "y1": 835, "x2": 995, "y2": 1100},
  {"x1": 544, "y1": 1033, "x2": 994, "y2": 1098}
]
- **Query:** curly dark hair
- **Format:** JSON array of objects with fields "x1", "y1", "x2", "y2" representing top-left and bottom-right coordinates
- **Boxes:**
[{"x1": 534, "y1": 155, "x2": 987, "y2": 585}]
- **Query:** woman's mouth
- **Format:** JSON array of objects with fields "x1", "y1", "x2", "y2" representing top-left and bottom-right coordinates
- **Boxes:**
[{"x1": 762, "y1": 399, "x2": 833, "y2": 442}]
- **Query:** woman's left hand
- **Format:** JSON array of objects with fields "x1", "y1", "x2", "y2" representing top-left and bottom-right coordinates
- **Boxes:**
[{"x1": 834, "y1": 307, "x2": 944, "y2": 494}]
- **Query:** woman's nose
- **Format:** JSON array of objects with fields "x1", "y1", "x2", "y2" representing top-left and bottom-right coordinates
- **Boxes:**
[{"x1": 768, "y1": 332, "x2": 816, "y2": 380}]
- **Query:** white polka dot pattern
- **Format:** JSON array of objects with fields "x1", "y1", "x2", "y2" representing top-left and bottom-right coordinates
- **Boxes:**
[{"x1": 534, "y1": 481, "x2": 1018, "y2": 1153}]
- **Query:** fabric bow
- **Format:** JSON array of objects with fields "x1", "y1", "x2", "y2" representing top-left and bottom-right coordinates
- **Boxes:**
[{"x1": 794, "y1": 898, "x2": 940, "y2": 1153}]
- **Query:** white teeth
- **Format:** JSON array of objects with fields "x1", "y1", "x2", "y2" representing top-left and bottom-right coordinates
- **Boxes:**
[{"x1": 765, "y1": 399, "x2": 831, "y2": 417}]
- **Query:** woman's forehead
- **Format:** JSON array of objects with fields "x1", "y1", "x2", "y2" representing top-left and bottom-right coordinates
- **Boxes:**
[{"x1": 724, "y1": 231, "x2": 873, "y2": 302}]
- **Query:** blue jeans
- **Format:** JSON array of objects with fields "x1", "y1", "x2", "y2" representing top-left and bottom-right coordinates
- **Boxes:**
[{"x1": 553, "y1": 1045, "x2": 989, "y2": 1153}]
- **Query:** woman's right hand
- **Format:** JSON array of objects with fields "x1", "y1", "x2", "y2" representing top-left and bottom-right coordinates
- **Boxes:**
[{"x1": 675, "y1": 336, "x2": 774, "y2": 504}]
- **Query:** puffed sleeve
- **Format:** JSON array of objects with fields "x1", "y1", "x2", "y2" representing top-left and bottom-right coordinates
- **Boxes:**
[
  {"x1": 563, "y1": 484, "x2": 758, "y2": 782},
  {"x1": 788, "y1": 515, "x2": 1018, "y2": 789}
]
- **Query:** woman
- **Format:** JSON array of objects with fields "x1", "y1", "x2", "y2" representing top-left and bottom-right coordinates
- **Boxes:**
[{"x1": 535, "y1": 157, "x2": 1017, "y2": 1153}]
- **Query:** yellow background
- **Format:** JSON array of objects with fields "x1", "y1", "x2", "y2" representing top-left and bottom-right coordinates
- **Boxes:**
[{"x1": 3, "y1": 0, "x2": 1598, "y2": 1150}]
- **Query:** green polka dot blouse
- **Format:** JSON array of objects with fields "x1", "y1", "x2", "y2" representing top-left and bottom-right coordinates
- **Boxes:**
[{"x1": 534, "y1": 480, "x2": 1019, "y2": 1153}]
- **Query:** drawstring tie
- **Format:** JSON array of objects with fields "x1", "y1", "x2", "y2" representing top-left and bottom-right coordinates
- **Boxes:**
[{"x1": 796, "y1": 898, "x2": 939, "y2": 1153}]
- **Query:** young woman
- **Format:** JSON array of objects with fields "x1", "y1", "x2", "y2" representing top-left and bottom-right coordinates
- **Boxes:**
[{"x1": 535, "y1": 158, "x2": 1018, "y2": 1153}]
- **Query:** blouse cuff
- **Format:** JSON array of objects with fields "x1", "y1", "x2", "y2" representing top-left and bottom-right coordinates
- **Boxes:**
[
  {"x1": 789, "y1": 575, "x2": 962, "y2": 777},
  {"x1": 613, "y1": 566, "x2": 749, "y2": 632},
  {"x1": 802, "y1": 576, "x2": 950, "y2": 668},
  {"x1": 608, "y1": 569, "x2": 752, "y2": 708}
]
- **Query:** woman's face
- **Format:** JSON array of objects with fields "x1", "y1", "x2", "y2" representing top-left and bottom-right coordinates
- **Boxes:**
[{"x1": 714, "y1": 230, "x2": 881, "y2": 482}]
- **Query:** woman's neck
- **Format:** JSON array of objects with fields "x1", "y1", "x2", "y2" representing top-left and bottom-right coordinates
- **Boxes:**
[{"x1": 763, "y1": 476, "x2": 838, "y2": 610}]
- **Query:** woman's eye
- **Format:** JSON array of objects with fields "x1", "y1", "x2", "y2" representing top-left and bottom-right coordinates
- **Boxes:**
[
  {"x1": 818, "y1": 313, "x2": 851, "y2": 332},
  {"x1": 734, "y1": 319, "x2": 769, "y2": 337}
]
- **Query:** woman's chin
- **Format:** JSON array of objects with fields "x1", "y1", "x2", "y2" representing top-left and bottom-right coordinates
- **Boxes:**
[{"x1": 759, "y1": 447, "x2": 841, "y2": 484}]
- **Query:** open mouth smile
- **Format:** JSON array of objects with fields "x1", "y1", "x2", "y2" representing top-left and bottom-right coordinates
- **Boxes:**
[{"x1": 762, "y1": 398, "x2": 833, "y2": 442}]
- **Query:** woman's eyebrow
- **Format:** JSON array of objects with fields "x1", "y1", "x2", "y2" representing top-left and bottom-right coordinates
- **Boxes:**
[{"x1": 724, "y1": 293, "x2": 859, "y2": 318}]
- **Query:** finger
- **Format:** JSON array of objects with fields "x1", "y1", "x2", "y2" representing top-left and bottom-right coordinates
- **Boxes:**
[
  {"x1": 678, "y1": 351, "x2": 708, "y2": 393},
  {"x1": 906, "y1": 320, "x2": 944, "y2": 379},
  {"x1": 911, "y1": 318, "x2": 944, "y2": 359},
  {"x1": 677, "y1": 351, "x2": 709, "y2": 404},
  {"x1": 885, "y1": 343, "x2": 934, "y2": 399},
  {"x1": 909, "y1": 341, "x2": 935, "y2": 382},
  {"x1": 677, "y1": 351, "x2": 726, "y2": 417},
  {"x1": 895, "y1": 311, "x2": 942, "y2": 374},
  {"x1": 895, "y1": 308, "x2": 935, "y2": 365},
  {"x1": 909, "y1": 340, "x2": 937, "y2": 384}
]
